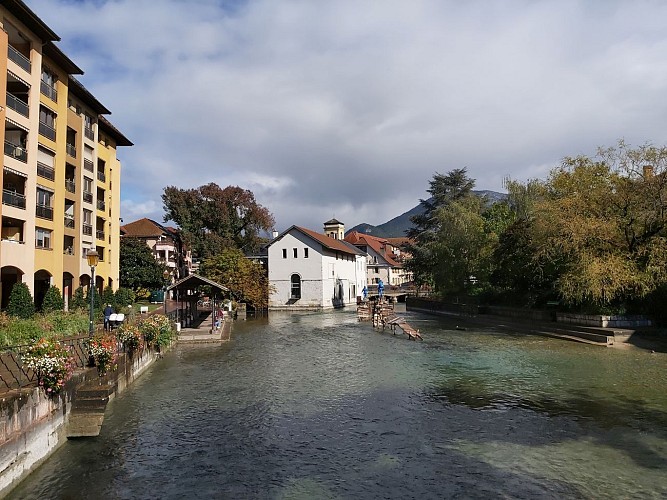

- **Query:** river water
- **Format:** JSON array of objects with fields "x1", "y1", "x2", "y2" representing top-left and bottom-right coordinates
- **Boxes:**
[{"x1": 8, "y1": 309, "x2": 667, "y2": 499}]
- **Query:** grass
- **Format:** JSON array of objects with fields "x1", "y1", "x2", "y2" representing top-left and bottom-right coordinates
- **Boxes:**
[{"x1": 0, "y1": 311, "x2": 89, "y2": 348}]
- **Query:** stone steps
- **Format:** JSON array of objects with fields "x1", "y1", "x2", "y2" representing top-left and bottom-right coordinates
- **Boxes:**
[{"x1": 66, "y1": 383, "x2": 116, "y2": 437}]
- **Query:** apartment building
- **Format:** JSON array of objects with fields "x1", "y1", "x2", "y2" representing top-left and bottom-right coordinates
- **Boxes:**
[{"x1": 0, "y1": 0, "x2": 132, "y2": 309}]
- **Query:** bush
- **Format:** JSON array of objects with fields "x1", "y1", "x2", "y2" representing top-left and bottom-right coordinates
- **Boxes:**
[
  {"x1": 7, "y1": 282, "x2": 35, "y2": 319},
  {"x1": 117, "y1": 324, "x2": 143, "y2": 352},
  {"x1": 114, "y1": 287, "x2": 135, "y2": 308},
  {"x1": 102, "y1": 286, "x2": 116, "y2": 310},
  {"x1": 41, "y1": 286, "x2": 64, "y2": 313},
  {"x1": 138, "y1": 314, "x2": 173, "y2": 348},
  {"x1": 70, "y1": 286, "x2": 87, "y2": 311},
  {"x1": 0, "y1": 310, "x2": 88, "y2": 348}
]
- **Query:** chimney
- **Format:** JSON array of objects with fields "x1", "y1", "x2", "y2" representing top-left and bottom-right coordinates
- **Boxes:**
[{"x1": 643, "y1": 165, "x2": 654, "y2": 178}]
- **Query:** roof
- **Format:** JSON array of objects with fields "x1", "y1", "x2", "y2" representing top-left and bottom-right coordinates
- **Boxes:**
[
  {"x1": 323, "y1": 218, "x2": 344, "y2": 226},
  {"x1": 166, "y1": 273, "x2": 229, "y2": 294},
  {"x1": 344, "y1": 231, "x2": 402, "y2": 267},
  {"x1": 386, "y1": 237, "x2": 412, "y2": 248},
  {"x1": 3, "y1": 0, "x2": 60, "y2": 42},
  {"x1": 99, "y1": 115, "x2": 134, "y2": 146},
  {"x1": 68, "y1": 76, "x2": 111, "y2": 115},
  {"x1": 121, "y1": 218, "x2": 173, "y2": 238},
  {"x1": 270, "y1": 225, "x2": 364, "y2": 256},
  {"x1": 42, "y1": 42, "x2": 83, "y2": 75}
]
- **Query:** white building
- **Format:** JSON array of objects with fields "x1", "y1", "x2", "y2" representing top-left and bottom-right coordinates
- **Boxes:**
[{"x1": 268, "y1": 221, "x2": 367, "y2": 310}]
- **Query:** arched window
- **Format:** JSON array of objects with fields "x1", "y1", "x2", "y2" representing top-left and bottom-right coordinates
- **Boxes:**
[{"x1": 290, "y1": 274, "x2": 301, "y2": 299}]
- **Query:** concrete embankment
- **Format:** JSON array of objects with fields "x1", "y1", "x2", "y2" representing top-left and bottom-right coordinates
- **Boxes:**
[{"x1": 0, "y1": 346, "x2": 165, "y2": 497}]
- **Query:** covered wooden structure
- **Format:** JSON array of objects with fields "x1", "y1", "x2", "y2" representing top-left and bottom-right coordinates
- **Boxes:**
[{"x1": 165, "y1": 274, "x2": 230, "y2": 330}]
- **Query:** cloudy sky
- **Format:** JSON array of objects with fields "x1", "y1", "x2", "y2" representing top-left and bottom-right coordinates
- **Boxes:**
[{"x1": 27, "y1": 0, "x2": 667, "y2": 232}]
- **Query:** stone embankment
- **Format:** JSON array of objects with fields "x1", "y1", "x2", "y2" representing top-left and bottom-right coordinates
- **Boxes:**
[{"x1": 0, "y1": 345, "x2": 166, "y2": 497}]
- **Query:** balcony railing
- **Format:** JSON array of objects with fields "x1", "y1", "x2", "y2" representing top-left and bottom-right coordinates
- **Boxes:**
[
  {"x1": 64, "y1": 246, "x2": 74, "y2": 255},
  {"x1": 97, "y1": 199, "x2": 106, "y2": 211},
  {"x1": 66, "y1": 143, "x2": 76, "y2": 158},
  {"x1": 65, "y1": 179, "x2": 76, "y2": 193},
  {"x1": 6, "y1": 93, "x2": 29, "y2": 117},
  {"x1": 96, "y1": 230, "x2": 105, "y2": 240},
  {"x1": 2, "y1": 189, "x2": 26, "y2": 209},
  {"x1": 83, "y1": 191, "x2": 93, "y2": 203},
  {"x1": 39, "y1": 122, "x2": 56, "y2": 141},
  {"x1": 84, "y1": 127, "x2": 94, "y2": 140},
  {"x1": 40, "y1": 80, "x2": 57, "y2": 102},
  {"x1": 8, "y1": 45, "x2": 31, "y2": 73},
  {"x1": 36, "y1": 204, "x2": 54, "y2": 220},
  {"x1": 64, "y1": 215, "x2": 75, "y2": 228},
  {"x1": 83, "y1": 159, "x2": 94, "y2": 172},
  {"x1": 37, "y1": 162, "x2": 55, "y2": 181},
  {"x1": 4, "y1": 141, "x2": 27, "y2": 163},
  {"x1": 97, "y1": 170, "x2": 106, "y2": 182},
  {"x1": 82, "y1": 224, "x2": 93, "y2": 236}
]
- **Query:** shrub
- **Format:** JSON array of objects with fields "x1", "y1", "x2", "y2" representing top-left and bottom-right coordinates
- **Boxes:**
[
  {"x1": 0, "y1": 311, "x2": 88, "y2": 348},
  {"x1": 102, "y1": 286, "x2": 116, "y2": 310},
  {"x1": 70, "y1": 286, "x2": 87, "y2": 311},
  {"x1": 41, "y1": 286, "x2": 64, "y2": 313},
  {"x1": 117, "y1": 324, "x2": 143, "y2": 352},
  {"x1": 21, "y1": 338, "x2": 75, "y2": 395},
  {"x1": 138, "y1": 314, "x2": 173, "y2": 348},
  {"x1": 87, "y1": 333, "x2": 118, "y2": 375},
  {"x1": 7, "y1": 282, "x2": 35, "y2": 319}
]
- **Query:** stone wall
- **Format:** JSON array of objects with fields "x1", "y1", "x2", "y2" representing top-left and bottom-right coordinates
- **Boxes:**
[
  {"x1": 0, "y1": 347, "x2": 162, "y2": 497},
  {"x1": 556, "y1": 313, "x2": 652, "y2": 328}
]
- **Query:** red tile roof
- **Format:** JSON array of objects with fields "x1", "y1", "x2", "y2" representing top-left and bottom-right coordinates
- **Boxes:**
[
  {"x1": 344, "y1": 231, "x2": 402, "y2": 267},
  {"x1": 272, "y1": 226, "x2": 363, "y2": 256},
  {"x1": 121, "y1": 218, "x2": 171, "y2": 238}
]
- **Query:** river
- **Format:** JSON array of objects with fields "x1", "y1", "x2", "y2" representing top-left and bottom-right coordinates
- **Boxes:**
[{"x1": 7, "y1": 309, "x2": 667, "y2": 499}]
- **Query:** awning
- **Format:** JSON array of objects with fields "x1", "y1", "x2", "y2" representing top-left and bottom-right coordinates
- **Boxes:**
[
  {"x1": 166, "y1": 273, "x2": 229, "y2": 295},
  {"x1": 3, "y1": 166, "x2": 28, "y2": 178}
]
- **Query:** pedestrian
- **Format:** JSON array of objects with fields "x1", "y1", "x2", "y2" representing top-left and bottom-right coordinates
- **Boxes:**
[{"x1": 104, "y1": 304, "x2": 113, "y2": 330}]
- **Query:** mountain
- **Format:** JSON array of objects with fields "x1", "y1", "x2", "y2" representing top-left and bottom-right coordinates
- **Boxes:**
[{"x1": 347, "y1": 190, "x2": 507, "y2": 238}]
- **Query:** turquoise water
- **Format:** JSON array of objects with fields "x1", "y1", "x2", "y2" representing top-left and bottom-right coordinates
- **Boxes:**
[{"x1": 8, "y1": 309, "x2": 667, "y2": 499}]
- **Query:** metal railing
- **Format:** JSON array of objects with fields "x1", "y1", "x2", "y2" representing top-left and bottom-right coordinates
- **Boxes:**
[
  {"x1": 66, "y1": 143, "x2": 77, "y2": 158},
  {"x1": 8, "y1": 45, "x2": 31, "y2": 73},
  {"x1": 37, "y1": 161, "x2": 55, "y2": 181},
  {"x1": 39, "y1": 121, "x2": 56, "y2": 141},
  {"x1": 6, "y1": 92, "x2": 29, "y2": 117},
  {"x1": 83, "y1": 159, "x2": 94, "y2": 172},
  {"x1": 64, "y1": 215, "x2": 75, "y2": 228},
  {"x1": 83, "y1": 191, "x2": 93, "y2": 203},
  {"x1": 97, "y1": 170, "x2": 106, "y2": 182},
  {"x1": 2, "y1": 189, "x2": 26, "y2": 209},
  {"x1": 40, "y1": 80, "x2": 57, "y2": 101},
  {"x1": 65, "y1": 179, "x2": 76, "y2": 193},
  {"x1": 4, "y1": 140, "x2": 27, "y2": 162},
  {"x1": 36, "y1": 204, "x2": 54, "y2": 220},
  {"x1": 96, "y1": 229, "x2": 105, "y2": 240},
  {"x1": 83, "y1": 223, "x2": 93, "y2": 235},
  {"x1": 97, "y1": 199, "x2": 106, "y2": 211},
  {"x1": 84, "y1": 127, "x2": 94, "y2": 140}
]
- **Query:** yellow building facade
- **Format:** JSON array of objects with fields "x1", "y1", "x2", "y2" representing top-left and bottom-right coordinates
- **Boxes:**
[{"x1": 0, "y1": 0, "x2": 131, "y2": 309}]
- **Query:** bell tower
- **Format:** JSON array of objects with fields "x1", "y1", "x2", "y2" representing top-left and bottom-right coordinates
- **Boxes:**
[{"x1": 323, "y1": 218, "x2": 345, "y2": 240}]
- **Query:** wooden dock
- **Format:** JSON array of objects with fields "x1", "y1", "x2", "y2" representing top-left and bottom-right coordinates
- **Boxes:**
[{"x1": 357, "y1": 300, "x2": 422, "y2": 341}]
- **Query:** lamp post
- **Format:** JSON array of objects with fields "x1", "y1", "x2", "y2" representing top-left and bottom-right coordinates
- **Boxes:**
[{"x1": 87, "y1": 249, "x2": 99, "y2": 366}]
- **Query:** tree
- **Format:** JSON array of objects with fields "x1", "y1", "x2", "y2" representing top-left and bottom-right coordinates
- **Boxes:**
[
  {"x1": 41, "y1": 286, "x2": 64, "y2": 313},
  {"x1": 119, "y1": 237, "x2": 166, "y2": 293},
  {"x1": 199, "y1": 248, "x2": 272, "y2": 309},
  {"x1": 71, "y1": 286, "x2": 87, "y2": 311},
  {"x1": 7, "y1": 282, "x2": 35, "y2": 319},
  {"x1": 162, "y1": 183, "x2": 274, "y2": 258}
]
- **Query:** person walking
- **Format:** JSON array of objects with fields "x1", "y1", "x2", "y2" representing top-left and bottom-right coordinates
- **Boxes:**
[{"x1": 104, "y1": 304, "x2": 113, "y2": 331}]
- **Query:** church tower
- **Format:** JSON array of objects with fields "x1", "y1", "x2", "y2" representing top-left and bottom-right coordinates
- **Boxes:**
[{"x1": 323, "y1": 218, "x2": 345, "y2": 240}]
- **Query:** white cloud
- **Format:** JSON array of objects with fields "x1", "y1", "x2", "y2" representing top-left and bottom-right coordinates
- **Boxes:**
[{"x1": 26, "y1": 0, "x2": 667, "y2": 232}]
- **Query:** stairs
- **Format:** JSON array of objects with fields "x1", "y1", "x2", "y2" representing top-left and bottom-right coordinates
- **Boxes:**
[{"x1": 66, "y1": 384, "x2": 115, "y2": 437}]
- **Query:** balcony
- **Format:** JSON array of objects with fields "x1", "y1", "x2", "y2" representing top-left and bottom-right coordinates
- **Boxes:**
[
  {"x1": 39, "y1": 122, "x2": 56, "y2": 141},
  {"x1": 97, "y1": 199, "x2": 106, "y2": 211},
  {"x1": 6, "y1": 93, "x2": 29, "y2": 117},
  {"x1": 82, "y1": 224, "x2": 93, "y2": 236},
  {"x1": 8, "y1": 45, "x2": 31, "y2": 73},
  {"x1": 64, "y1": 215, "x2": 75, "y2": 228},
  {"x1": 83, "y1": 191, "x2": 93, "y2": 203},
  {"x1": 96, "y1": 230, "x2": 105, "y2": 240},
  {"x1": 36, "y1": 204, "x2": 54, "y2": 221},
  {"x1": 66, "y1": 143, "x2": 76, "y2": 158},
  {"x1": 97, "y1": 170, "x2": 106, "y2": 182},
  {"x1": 83, "y1": 159, "x2": 94, "y2": 172},
  {"x1": 4, "y1": 141, "x2": 27, "y2": 163},
  {"x1": 65, "y1": 179, "x2": 76, "y2": 193},
  {"x1": 84, "y1": 127, "x2": 94, "y2": 140},
  {"x1": 3, "y1": 190, "x2": 26, "y2": 209},
  {"x1": 40, "y1": 80, "x2": 57, "y2": 102},
  {"x1": 37, "y1": 162, "x2": 55, "y2": 181}
]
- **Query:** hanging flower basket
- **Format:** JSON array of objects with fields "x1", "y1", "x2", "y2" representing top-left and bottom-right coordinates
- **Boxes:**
[
  {"x1": 21, "y1": 338, "x2": 75, "y2": 395},
  {"x1": 87, "y1": 333, "x2": 118, "y2": 375}
]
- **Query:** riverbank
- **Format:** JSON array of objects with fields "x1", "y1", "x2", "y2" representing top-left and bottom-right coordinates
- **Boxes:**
[{"x1": 0, "y1": 344, "x2": 168, "y2": 497}]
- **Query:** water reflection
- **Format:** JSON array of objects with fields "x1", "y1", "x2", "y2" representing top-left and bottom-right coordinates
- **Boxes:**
[{"x1": 7, "y1": 310, "x2": 667, "y2": 499}]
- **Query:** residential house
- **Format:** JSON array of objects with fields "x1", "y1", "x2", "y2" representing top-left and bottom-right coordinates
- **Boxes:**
[
  {"x1": 344, "y1": 232, "x2": 412, "y2": 287},
  {"x1": 267, "y1": 220, "x2": 367, "y2": 310},
  {"x1": 0, "y1": 1, "x2": 131, "y2": 309}
]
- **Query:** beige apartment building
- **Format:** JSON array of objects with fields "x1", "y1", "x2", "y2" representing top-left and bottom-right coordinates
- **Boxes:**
[{"x1": 0, "y1": 0, "x2": 132, "y2": 309}]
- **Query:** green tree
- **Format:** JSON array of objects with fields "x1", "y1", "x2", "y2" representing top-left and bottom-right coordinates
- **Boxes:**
[
  {"x1": 70, "y1": 286, "x2": 87, "y2": 311},
  {"x1": 114, "y1": 287, "x2": 136, "y2": 308},
  {"x1": 119, "y1": 237, "x2": 166, "y2": 293},
  {"x1": 199, "y1": 248, "x2": 272, "y2": 308},
  {"x1": 102, "y1": 286, "x2": 115, "y2": 310},
  {"x1": 162, "y1": 183, "x2": 274, "y2": 258},
  {"x1": 41, "y1": 286, "x2": 64, "y2": 313},
  {"x1": 7, "y1": 282, "x2": 35, "y2": 319}
]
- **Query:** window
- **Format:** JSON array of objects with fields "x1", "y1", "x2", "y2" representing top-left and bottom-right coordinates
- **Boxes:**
[
  {"x1": 83, "y1": 177, "x2": 93, "y2": 193},
  {"x1": 35, "y1": 228, "x2": 51, "y2": 249},
  {"x1": 304, "y1": 248, "x2": 309, "y2": 258},
  {"x1": 293, "y1": 248, "x2": 298, "y2": 258},
  {"x1": 36, "y1": 188, "x2": 52, "y2": 207},
  {"x1": 282, "y1": 248, "x2": 287, "y2": 259},
  {"x1": 290, "y1": 274, "x2": 301, "y2": 299},
  {"x1": 83, "y1": 209, "x2": 92, "y2": 224}
]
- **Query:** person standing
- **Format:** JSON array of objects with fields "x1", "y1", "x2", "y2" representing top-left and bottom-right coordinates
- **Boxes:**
[{"x1": 104, "y1": 304, "x2": 113, "y2": 331}]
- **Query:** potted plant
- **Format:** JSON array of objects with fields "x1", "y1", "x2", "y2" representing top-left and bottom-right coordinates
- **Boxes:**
[
  {"x1": 21, "y1": 338, "x2": 75, "y2": 395},
  {"x1": 87, "y1": 333, "x2": 118, "y2": 375}
]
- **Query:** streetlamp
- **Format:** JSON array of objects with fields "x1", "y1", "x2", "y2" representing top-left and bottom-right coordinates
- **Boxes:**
[{"x1": 87, "y1": 248, "x2": 99, "y2": 366}]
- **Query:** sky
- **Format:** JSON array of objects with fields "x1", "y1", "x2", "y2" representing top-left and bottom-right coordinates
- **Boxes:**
[{"x1": 27, "y1": 0, "x2": 667, "y2": 233}]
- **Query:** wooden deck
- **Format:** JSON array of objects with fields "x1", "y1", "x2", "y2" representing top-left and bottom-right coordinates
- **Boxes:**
[{"x1": 357, "y1": 300, "x2": 422, "y2": 341}]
